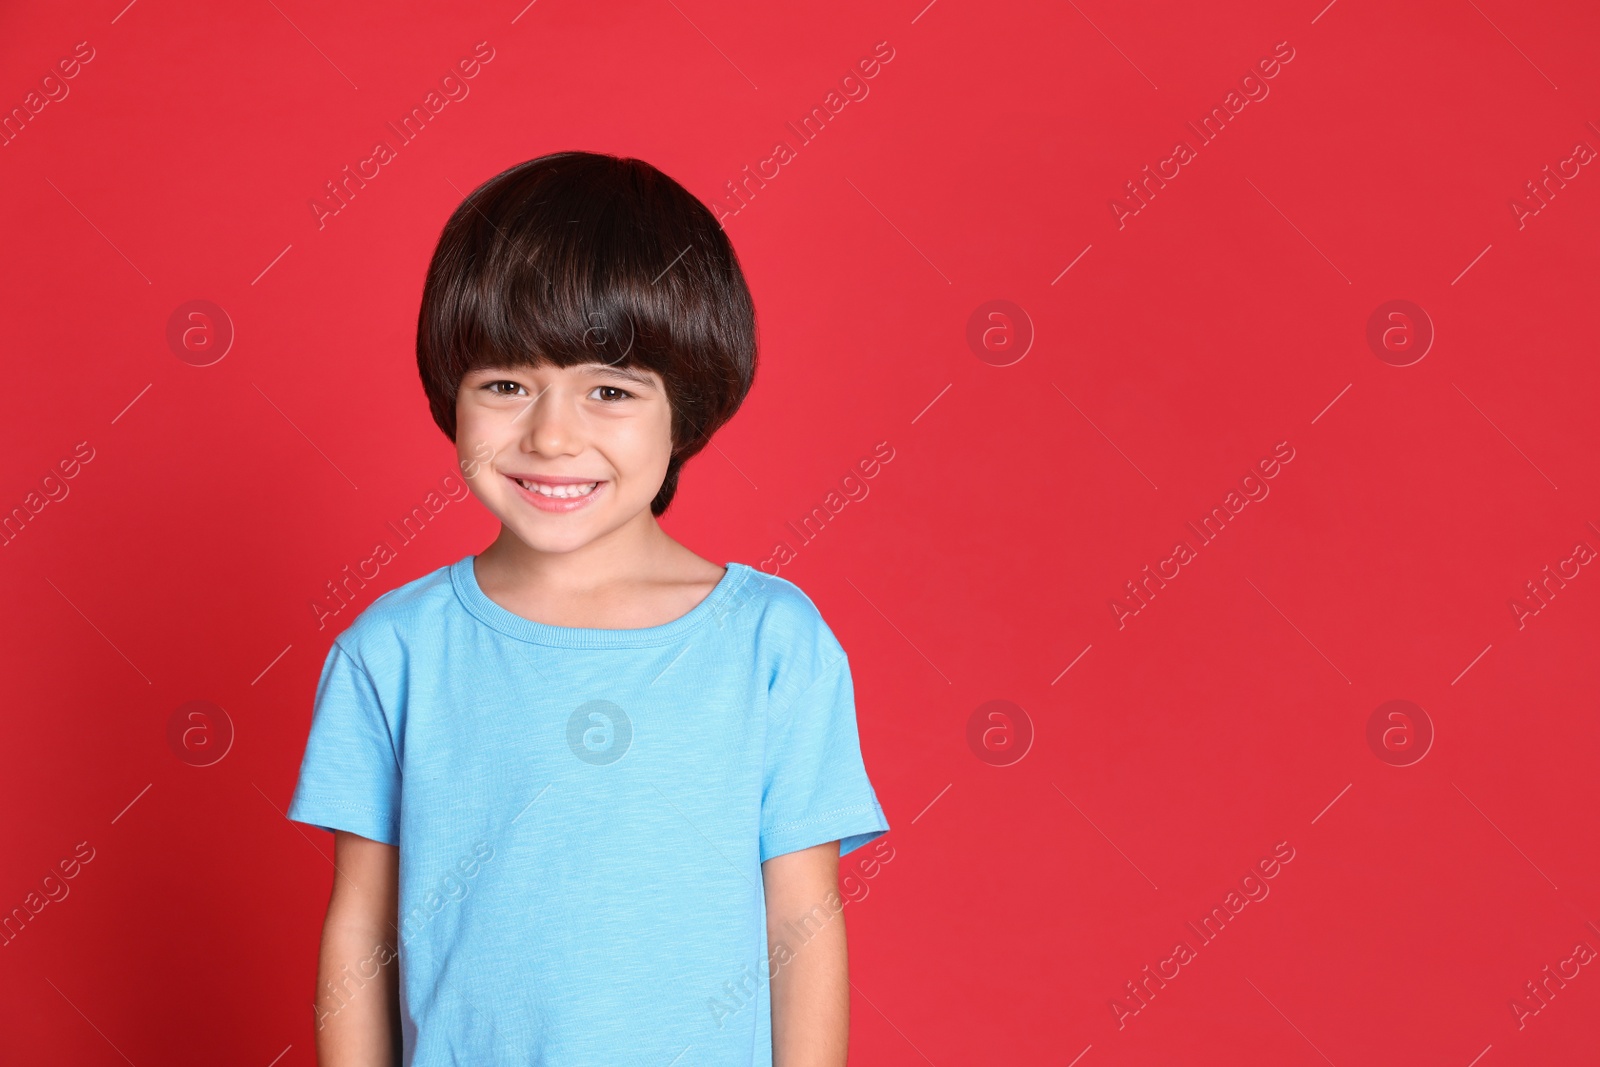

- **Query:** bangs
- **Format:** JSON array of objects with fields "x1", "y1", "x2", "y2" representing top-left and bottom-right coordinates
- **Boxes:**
[{"x1": 446, "y1": 168, "x2": 683, "y2": 376}]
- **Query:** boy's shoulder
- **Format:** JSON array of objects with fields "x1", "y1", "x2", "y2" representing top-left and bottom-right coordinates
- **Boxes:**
[
  {"x1": 326, "y1": 559, "x2": 458, "y2": 662},
  {"x1": 738, "y1": 566, "x2": 848, "y2": 685},
  {"x1": 738, "y1": 566, "x2": 828, "y2": 631}
]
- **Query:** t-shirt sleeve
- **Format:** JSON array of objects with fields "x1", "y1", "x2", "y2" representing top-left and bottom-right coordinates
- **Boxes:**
[
  {"x1": 760, "y1": 653, "x2": 890, "y2": 862},
  {"x1": 285, "y1": 638, "x2": 402, "y2": 846}
]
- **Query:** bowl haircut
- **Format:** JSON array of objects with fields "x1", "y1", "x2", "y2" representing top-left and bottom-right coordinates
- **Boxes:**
[{"x1": 416, "y1": 151, "x2": 758, "y2": 516}]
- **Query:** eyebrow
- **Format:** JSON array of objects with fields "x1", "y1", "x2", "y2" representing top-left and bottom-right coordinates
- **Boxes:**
[
  {"x1": 473, "y1": 363, "x2": 658, "y2": 389},
  {"x1": 585, "y1": 364, "x2": 658, "y2": 389}
]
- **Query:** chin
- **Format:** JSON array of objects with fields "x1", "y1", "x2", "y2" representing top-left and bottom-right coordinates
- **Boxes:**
[
  {"x1": 500, "y1": 497, "x2": 614, "y2": 545},
  {"x1": 524, "y1": 534, "x2": 588, "y2": 554}
]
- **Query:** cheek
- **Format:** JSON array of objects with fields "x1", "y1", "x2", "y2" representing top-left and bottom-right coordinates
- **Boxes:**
[
  {"x1": 453, "y1": 409, "x2": 506, "y2": 477},
  {"x1": 456, "y1": 400, "x2": 514, "y2": 441},
  {"x1": 454, "y1": 397, "x2": 478, "y2": 440},
  {"x1": 607, "y1": 411, "x2": 675, "y2": 474},
  {"x1": 455, "y1": 436, "x2": 497, "y2": 481}
]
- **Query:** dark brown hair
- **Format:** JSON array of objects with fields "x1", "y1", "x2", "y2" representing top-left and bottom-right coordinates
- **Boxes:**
[{"x1": 416, "y1": 151, "x2": 758, "y2": 516}]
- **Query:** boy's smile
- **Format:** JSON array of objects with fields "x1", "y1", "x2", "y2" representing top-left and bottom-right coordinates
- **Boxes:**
[
  {"x1": 502, "y1": 472, "x2": 604, "y2": 512},
  {"x1": 454, "y1": 359, "x2": 673, "y2": 555}
]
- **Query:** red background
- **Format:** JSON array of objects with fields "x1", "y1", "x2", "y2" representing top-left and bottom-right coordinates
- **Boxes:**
[{"x1": 3, "y1": 0, "x2": 1598, "y2": 1063}]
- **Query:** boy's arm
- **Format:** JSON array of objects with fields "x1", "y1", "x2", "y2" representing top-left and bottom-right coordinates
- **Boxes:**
[
  {"x1": 314, "y1": 830, "x2": 403, "y2": 1066},
  {"x1": 762, "y1": 840, "x2": 849, "y2": 1067}
]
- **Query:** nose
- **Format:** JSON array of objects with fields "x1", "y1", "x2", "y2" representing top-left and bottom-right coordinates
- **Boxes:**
[{"x1": 514, "y1": 381, "x2": 583, "y2": 457}]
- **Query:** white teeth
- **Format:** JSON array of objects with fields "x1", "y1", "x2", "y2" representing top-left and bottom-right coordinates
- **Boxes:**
[{"x1": 517, "y1": 478, "x2": 598, "y2": 499}]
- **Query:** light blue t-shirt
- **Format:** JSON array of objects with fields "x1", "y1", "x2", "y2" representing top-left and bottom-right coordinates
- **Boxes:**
[{"x1": 286, "y1": 553, "x2": 890, "y2": 1065}]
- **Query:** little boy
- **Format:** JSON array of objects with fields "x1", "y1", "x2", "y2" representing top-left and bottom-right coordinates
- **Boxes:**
[{"x1": 286, "y1": 151, "x2": 891, "y2": 1066}]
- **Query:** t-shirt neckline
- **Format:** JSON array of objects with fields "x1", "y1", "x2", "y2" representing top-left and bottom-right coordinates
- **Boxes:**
[{"x1": 449, "y1": 554, "x2": 753, "y2": 648}]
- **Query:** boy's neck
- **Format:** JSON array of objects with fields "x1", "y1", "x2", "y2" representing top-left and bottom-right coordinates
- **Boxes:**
[{"x1": 475, "y1": 511, "x2": 700, "y2": 598}]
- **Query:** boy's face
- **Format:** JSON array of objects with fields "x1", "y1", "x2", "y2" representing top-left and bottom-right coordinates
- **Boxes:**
[{"x1": 455, "y1": 360, "x2": 673, "y2": 554}]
